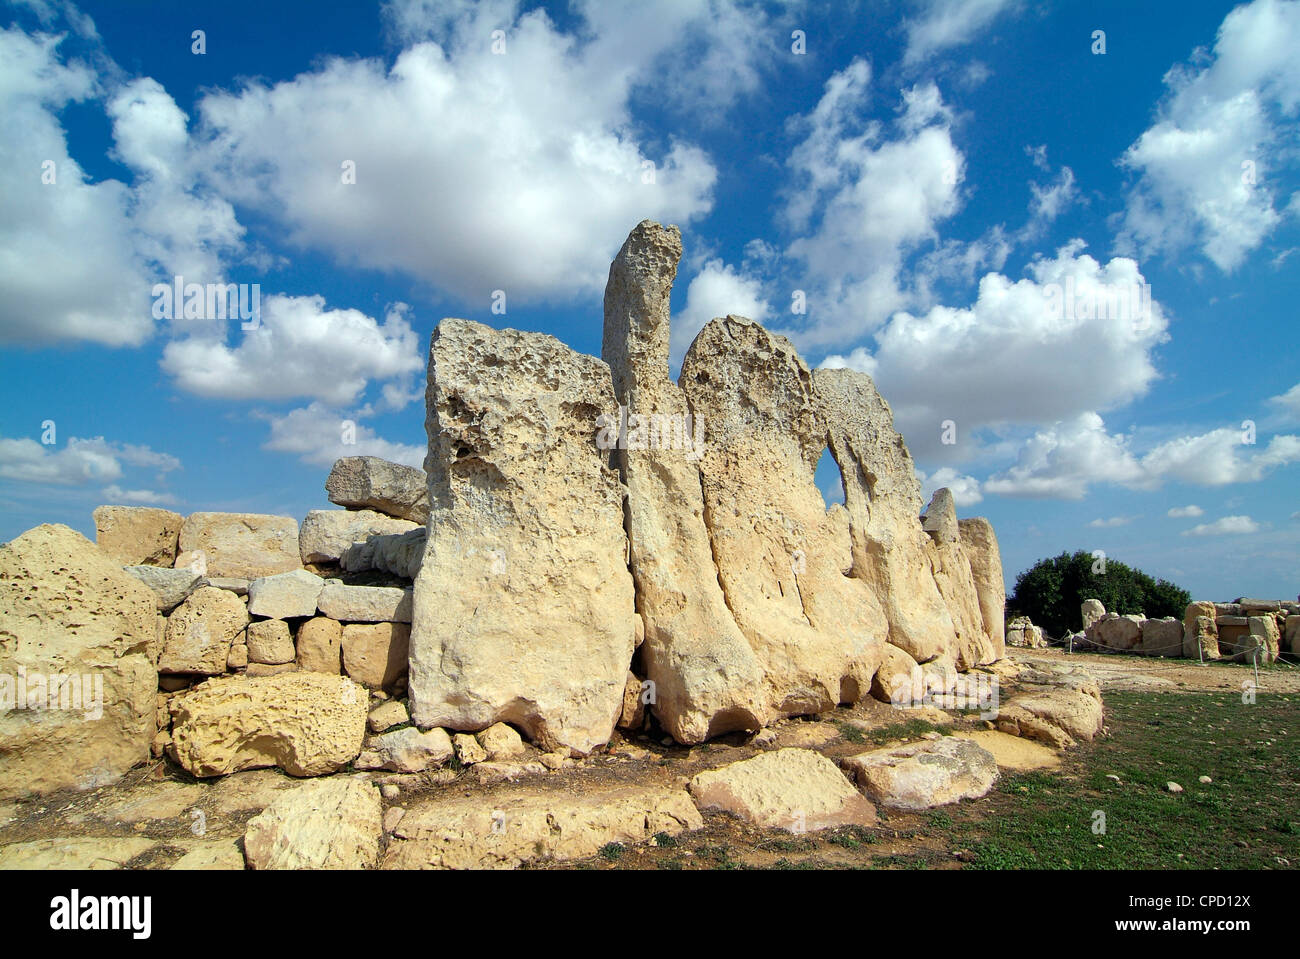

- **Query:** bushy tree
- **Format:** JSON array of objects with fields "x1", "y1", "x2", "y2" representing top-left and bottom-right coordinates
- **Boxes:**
[{"x1": 1009, "y1": 550, "x2": 1191, "y2": 638}]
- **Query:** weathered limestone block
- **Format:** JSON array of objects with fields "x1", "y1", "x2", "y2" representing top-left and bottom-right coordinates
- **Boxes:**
[
  {"x1": 204, "y1": 577, "x2": 249, "y2": 595},
  {"x1": 245, "y1": 619, "x2": 294, "y2": 665},
  {"x1": 602, "y1": 221, "x2": 766, "y2": 743},
  {"x1": 159, "y1": 586, "x2": 249, "y2": 675},
  {"x1": 0, "y1": 525, "x2": 157, "y2": 800},
  {"x1": 339, "y1": 527, "x2": 426, "y2": 580},
  {"x1": 124, "y1": 565, "x2": 203, "y2": 612},
  {"x1": 326, "y1": 456, "x2": 429, "y2": 524},
  {"x1": 476, "y1": 721, "x2": 526, "y2": 761},
  {"x1": 812, "y1": 367, "x2": 960, "y2": 668},
  {"x1": 1239, "y1": 615, "x2": 1280, "y2": 664},
  {"x1": 453, "y1": 732, "x2": 487, "y2": 765},
  {"x1": 922, "y1": 490, "x2": 996, "y2": 669},
  {"x1": 1080, "y1": 598, "x2": 1106, "y2": 630},
  {"x1": 93, "y1": 505, "x2": 183, "y2": 566},
  {"x1": 844, "y1": 737, "x2": 998, "y2": 809},
  {"x1": 1086, "y1": 613, "x2": 1143, "y2": 651},
  {"x1": 341, "y1": 623, "x2": 410, "y2": 689},
  {"x1": 679, "y1": 317, "x2": 885, "y2": 722},
  {"x1": 247, "y1": 569, "x2": 324, "y2": 619},
  {"x1": 318, "y1": 583, "x2": 412, "y2": 623},
  {"x1": 299, "y1": 509, "x2": 418, "y2": 565},
  {"x1": 1183, "y1": 605, "x2": 1220, "y2": 660},
  {"x1": 958, "y1": 517, "x2": 1006, "y2": 659},
  {"x1": 408, "y1": 319, "x2": 636, "y2": 755},
  {"x1": 1138, "y1": 617, "x2": 1184, "y2": 657},
  {"x1": 167, "y1": 672, "x2": 367, "y2": 777},
  {"x1": 382, "y1": 782, "x2": 703, "y2": 869},
  {"x1": 617, "y1": 671, "x2": 647, "y2": 731},
  {"x1": 174, "y1": 512, "x2": 300, "y2": 579},
  {"x1": 296, "y1": 617, "x2": 343, "y2": 674},
  {"x1": 243, "y1": 777, "x2": 382, "y2": 870},
  {"x1": 1005, "y1": 616, "x2": 1047, "y2": 648},
  {"x1": 688, "y1": 748, "x2": 877, "y2": 831},
  {"x1": 1286, "y1": 615, "x2": 1300, "y2": 657},
  {"x1": 996, "y1": 685, "x2": 1104, "y2": 749},
  {"x1": 355, "y1": 726, "x2": 453, "y2": 773},
  {"x1": 0, "y1": 837, "x2": 156, "y2": 870},
  {"x1": 870, "y1": 643, "x2": 921, "y2": 703}
]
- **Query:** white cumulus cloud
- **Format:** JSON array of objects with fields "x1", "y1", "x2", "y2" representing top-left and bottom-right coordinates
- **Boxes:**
[
  {"x1": 1182, "y1": 515, "x2": 1260, "y2": 536},
  {"x1": 161, "y1": 297, "x2": 423, "y2": 406},
  {"x1": 1119, "y1": 0, "x2": 1300, "y2": 271}
]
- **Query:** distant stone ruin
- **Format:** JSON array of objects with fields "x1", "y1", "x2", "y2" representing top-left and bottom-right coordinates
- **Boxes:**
[{"x1": 1068, "y1": 597, "x2": 1298, "y2": 664}]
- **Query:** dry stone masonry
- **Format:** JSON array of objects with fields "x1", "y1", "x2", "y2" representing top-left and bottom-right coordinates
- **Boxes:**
[{"x1": 1014, "y1": 597, "x2": 1299, "y2": 664}]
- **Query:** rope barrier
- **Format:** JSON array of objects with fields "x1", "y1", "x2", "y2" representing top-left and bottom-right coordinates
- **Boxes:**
[{"x1": 1023, "y1": 631, "x2": 1298, "y2": 674}]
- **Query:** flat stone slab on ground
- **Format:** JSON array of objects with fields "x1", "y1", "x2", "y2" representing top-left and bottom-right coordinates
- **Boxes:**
[
  {"x1": 0, "y1": 837, "x2": 156, "y2": 870},
  {"x1": 382, "y1": 781, "x2": 702, "y2": 869},
  {"x1": 243, "y1": 777, "x2": 383, "y2": 870},
  {"x1": 844, "y1": 736, "x2": 999, "y2": 810},
  {"x1": 688, "y1": 747, "x2": 877, "y2": 832}
]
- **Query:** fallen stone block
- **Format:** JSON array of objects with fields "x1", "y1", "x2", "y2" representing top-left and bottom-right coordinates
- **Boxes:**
[
  {"x1": 243, "y1": 777, "x2": 382, "y2": 870},
  {"x1": 844, "y1": 737, "x2": 998, "y2": 810},
  {"x1": 382, "y1": 782, "x2": 702, "y2": 869},
  {"x1": 688, "y1": 748, "x2": 877, "y2": 832}
]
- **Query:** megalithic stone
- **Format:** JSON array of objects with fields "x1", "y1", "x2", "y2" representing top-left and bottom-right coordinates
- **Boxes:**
[
  {"x1": 602, "y1": 220, "x2": 766, "y2": 743},
  {"x1": 407, "y1": 319, "x2": 635, "y2": 755},
  {"x1": 959, "y1": 517, "x2": 1006, "y2": 659},
  {"x1": 813, "y1": 367, "x2": 959, "y2": 665},
  {"x1": 679, "y1": 315, "x2": 886, "y2": 718},
  {"x1": 923, "y1": 489, "x2": 997, "y2": 668}
]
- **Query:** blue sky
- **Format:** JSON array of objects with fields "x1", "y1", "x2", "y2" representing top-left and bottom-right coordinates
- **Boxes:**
[{"x1": 1, "y1": 0, "x2": 1298, "y2": 602}]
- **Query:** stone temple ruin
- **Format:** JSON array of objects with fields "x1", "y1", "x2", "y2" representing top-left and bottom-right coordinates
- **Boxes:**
[
  {"x1": 0, "y1": 222, "x2": 1112, "y2": 868},
  {"x1": 406, "y1": 220, "x2": 1006, "y2": 754}
]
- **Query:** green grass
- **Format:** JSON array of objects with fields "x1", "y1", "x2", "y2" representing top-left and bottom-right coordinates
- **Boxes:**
[
  {"x1": 861, "y1": 718, "x2": 952, "y2": 745},
  {"x1": 965, "y1": 691, "x2": 1300, "y2": 869}
]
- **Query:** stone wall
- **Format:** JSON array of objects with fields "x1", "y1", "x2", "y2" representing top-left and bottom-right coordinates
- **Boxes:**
[{"x1": 1070, "y1": 598, "x2": 1298, "y2": 664}]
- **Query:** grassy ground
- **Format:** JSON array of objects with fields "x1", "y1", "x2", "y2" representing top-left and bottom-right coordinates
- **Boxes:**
[
  {"x1": 558, "y1": 690, "x2": 1300, "y2": 870},
  {"x1": 963, "y1": 690, "x2": 1298, "y2": 869}
]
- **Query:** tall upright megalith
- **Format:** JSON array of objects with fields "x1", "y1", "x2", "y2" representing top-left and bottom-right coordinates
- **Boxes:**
[
  {"x1": 407, "y1": 319, "x2": 636, "y2": 755},
  {"x1": 679, "y1": 316, "x2": 887, "y2": 716},
  {"x1": 959, "y1": 517, "x2": 1007, "y2": 660},
  {"x1": 602, "y1": 221, "x2": 766, "y2": 743},
  {"x1": 814, "y1": 367, "x2": 959, "y2": 665}
]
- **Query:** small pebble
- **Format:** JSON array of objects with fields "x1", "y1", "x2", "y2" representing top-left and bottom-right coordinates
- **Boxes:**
[
  {"x1": 381, "y1": 783, "x2": 400, "y2": 800},
  {"x1": 1166, "y1": 781, "x2": 1183, "y2": 793},
  {"x1": 1198, "y1": 776, "x2": 1211, "y2": 784}
]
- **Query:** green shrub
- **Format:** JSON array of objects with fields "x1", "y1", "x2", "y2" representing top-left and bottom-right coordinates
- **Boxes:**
[{"x1": 1009, "y1": 550, "x2": 1190, "y2": 637}]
